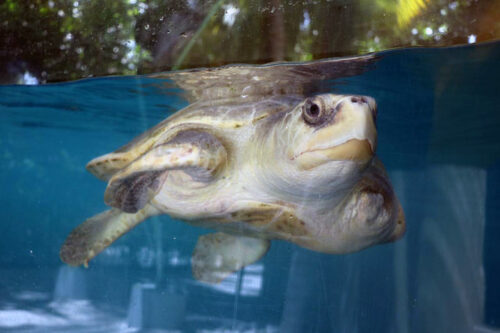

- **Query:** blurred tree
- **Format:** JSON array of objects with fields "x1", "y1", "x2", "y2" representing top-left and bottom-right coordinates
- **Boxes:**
[
  {"x1": 0, "y1": 0, "x2": 150, "y2": 83},
  {"x1": 0, "y1": 0, "x2": 497, "y2": 84}
]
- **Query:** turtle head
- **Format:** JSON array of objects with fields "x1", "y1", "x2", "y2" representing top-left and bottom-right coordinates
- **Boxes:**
[{"x1": 285, "y1": 94, "x2": 377, "y2": 171}]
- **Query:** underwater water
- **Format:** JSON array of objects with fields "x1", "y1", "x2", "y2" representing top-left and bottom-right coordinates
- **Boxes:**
[{"x1": 1, "y1": 41, "x2": 499, "y2": 333}]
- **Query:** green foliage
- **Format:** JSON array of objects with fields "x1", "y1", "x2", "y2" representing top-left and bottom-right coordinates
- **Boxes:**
[
  {"x1": 0, "y1": 0, "x2": 496, "y2": 84},
  {"x1": 0, "y1": 0, "x2": 151, "y2": 83}
]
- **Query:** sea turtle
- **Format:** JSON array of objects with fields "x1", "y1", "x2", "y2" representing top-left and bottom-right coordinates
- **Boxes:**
[{"x1": 60, "y1": 55, "x2": 405, "y2": 283}]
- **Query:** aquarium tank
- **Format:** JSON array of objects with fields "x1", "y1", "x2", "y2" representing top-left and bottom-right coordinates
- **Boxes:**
[{"x1": 0, "y1": 1, "x2": 499, "y2": 332}]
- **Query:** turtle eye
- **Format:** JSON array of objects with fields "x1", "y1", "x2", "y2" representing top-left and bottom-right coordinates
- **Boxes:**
[{"x1": 302, "y1": 99, "x2": 323, "y2": 125}]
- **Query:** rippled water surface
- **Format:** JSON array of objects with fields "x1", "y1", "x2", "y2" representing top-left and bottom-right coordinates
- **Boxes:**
[{"x1": 1, "y1": 42, "x2": 499, "y2": 332}]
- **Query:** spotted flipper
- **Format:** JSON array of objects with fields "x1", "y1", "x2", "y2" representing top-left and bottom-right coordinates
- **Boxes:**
[
  {"x1": 104, "y1": 130, "x2": 227, "y2": 213},
  {"x1": 85, "y1": 118, "x2": 173, "y2": 181},
  {"x1": 192, "y1": 232, "x2": 270, "y2": 284},
  {"x1": 60, "y1": 205, "x2": 160, "y2": 267}
]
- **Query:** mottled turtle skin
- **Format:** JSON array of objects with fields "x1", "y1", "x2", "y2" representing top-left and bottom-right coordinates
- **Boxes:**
[{"x1": 60, "y1": 55, "x2": 405, "y2": 283}]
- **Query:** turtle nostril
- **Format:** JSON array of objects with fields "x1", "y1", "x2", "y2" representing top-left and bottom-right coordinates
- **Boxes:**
[{"x1": 351, "y1": 96, "x2": 369, "y2": 104}]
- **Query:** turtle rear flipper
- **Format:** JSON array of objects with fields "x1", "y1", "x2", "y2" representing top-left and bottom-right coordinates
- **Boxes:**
[
  {"x1": 60, "y1": 205, "x2": 159, "y2": 267},
  {"x1": 192, "y1": 232, "x2": 270, "y2": 284}
]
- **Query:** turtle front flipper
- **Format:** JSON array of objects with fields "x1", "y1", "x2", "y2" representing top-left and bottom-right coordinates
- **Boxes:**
[
  {"x1": 86, "y1": 151, "x2": 142, "y2": 181},
  {"x1": 104, "y1": 130, "x2": 227, "y2": 213},
  {"x1": 86, "y1": 119, "x2": 171, "y2": 181},
  {"x1": 192, "y1": 232, "x2": 270, "y2": 284},
  {"x1": 60, "y1": 205, "x2": 160, "y2": 267}
]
